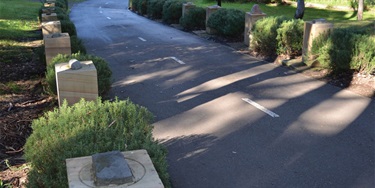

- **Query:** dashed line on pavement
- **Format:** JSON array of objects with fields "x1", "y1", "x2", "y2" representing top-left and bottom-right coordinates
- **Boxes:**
[
  {"x1": 138, "y1": 37, "x2": 146, "y2": 42},
  {"x1": 242, "y1": 98, "x2": 279, "y2": 118},
  {"x1": 170, "y1": 57, "x2": 185, "y2": 65},
  {"x1": 106, "y1": 17, "x2": 111, "y2": 20}
]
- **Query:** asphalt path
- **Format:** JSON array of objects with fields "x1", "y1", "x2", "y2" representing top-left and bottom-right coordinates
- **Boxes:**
[{"x1": 70, "y1": 1, "x2": 375, "y2": 187}]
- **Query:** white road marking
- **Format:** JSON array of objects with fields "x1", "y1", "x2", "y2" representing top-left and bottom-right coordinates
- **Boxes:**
[
  {"x1": 138, "y1": 37, "x2": 146, "y2": 41},
  {"x1": 170, "y1": 57, "x2": 185, "y2": 65},
  {"x1": 106, "y1": 17, "x2": 111, "y2": 20},
  {"x1": 242, "y1": 98, "x2": 280, "y2": 118}
]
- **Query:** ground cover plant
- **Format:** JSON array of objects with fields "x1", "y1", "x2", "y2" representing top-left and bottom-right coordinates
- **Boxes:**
[
  {"x1": 207, "y1": 8, "x2": 245, "y2": 37},
  {"x1": 24, "y1": 98, "x2": 171, "y2": 188}
]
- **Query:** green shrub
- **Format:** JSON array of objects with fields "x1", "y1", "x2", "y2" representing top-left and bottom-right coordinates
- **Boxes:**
[
  {"x1": 54, "y1": 0, "x2": 68, "y2": 11},
  {"x1": 162, "y1": 0, "x2": 183, "y2": 24},
  {"x1": 309, "y1": 28, "x2": 375, "y2": 74},
  {"x1": 250, "y1": 16, "x2": 290, "y2": 56},
  {"x1": 147, "y1": 0, "x2": 167, "y2": 19},
  {"x1": 70, "y1": 35, "x2": 87, "y2": 54},
  {"x1": 351, "y1": 35, "x2": 375, "y2": 74},
  {"x1": 25, "y1": 98, "x2": 171, "y2": 188},
  {"x1": 60, "y1": 20, "x2": 77, "y2": 36},
  {"x1": 179, "y1": 7, "x2": 206, "y2": 31},
  {"x1": 137, "y1": 0, "x2": 149, "y2": 14},
  {"x1": 276, "y1": 19, "x2": 304, "y2": 57},
  {"x1": 132, "y1": 0, "x2": 140, "y2": 11},
  {"x1": 46, "y1": 53, "x2": 112, "y2": 96},
  {"x1": 207, "y1": 8, "x2": 245, "y2": 37}
]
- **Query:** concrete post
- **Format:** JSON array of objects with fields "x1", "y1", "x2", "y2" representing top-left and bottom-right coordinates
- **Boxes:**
[
  {"x1": 44, "y1": 33, "x2": 71, "y2": 64},
  {"x1": 302, "y1": 19, "x2": 333, "y2": 60},
  {"x1": 42, "y1": 21, "x2": 61, "y2": 36},
  {"x1": 42, "y1": 13, "x2": 58, "y2": 22},
  {"x1": 44, "y1": 2, "x2": 55, "y2": 8},
  {"x1": 55, "y1": 60, "x2": 98, "y2": 107},
  {"x1": 245, "y1": 4, "x2": 266, "y2": 46},
  {"x1": 206, "y1": 5, "x2": 221, "y2": 34},
  {"x1": 182, "y1": 2, "x2": 196, "y2": 18}
]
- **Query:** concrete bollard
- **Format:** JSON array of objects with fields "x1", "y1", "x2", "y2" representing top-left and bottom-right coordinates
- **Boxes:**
[
  {"x1": 244, "y1": 4, "x2": 266, "y2": 46},
  {"x1": 182, "y1": 2, "x2": 196, "y2": 18},
  {"x1": 42, "y1": 7, "x2": 55, "y2": 14},
  {"x1": 44, "y1": 2, "x2": 55, "y2": 8},
  {"x1": 55, "y1": 60, "x2": 98, "y2": 107},
  {"x1": 41, "y1": 13, "x2": 58, "y2": 22},
  {"x1": 302, "y1": 19, "x2": 333, "y2": 60},
  {"x1": 41, "y1": 21, "x2": 61, "y2": 36},
  {"x1": 44, "y1": 33, "x2": 71, "y2": 64},
  {"x1": 206, "y1": 5, "x2": 221, "y2": 34}
]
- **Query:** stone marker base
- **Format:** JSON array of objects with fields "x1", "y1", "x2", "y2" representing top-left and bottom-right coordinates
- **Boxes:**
[
  {"x1": 244, "y1": 12, "x2": 266, "y2": 46},
  {"x1": 55, "y1": 61, "x2": 98, "y2": 107},
  {"x1": 42, "y1": 21, "x2": 61, "y2": 36},
  {"x1": 302, "y1": 20, "x2": 333, "y2": 60},
  {"x1": 44, "y1": 33, "x2": 71, "y2": 64},
  {"x1": 66, "y1": 149, "x2": 164, "y2": 188},
  {"x1": 44, "y1": 2, "x2": 55, "y2": 8},
  {"x1": 42, "y1": 13, "x2": 58, "y2": 22},
  {"x1": 206, "y1": 5, "x2": 220, "y2": 34},
  {"x1": 182, "y1": 2, "x2": 196, "y2": 18}
]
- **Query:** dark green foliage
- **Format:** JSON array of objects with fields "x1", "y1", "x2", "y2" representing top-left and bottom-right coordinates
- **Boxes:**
[
  {"x1": 70, "y1": 35, "x2": 87, "y2": 54},
  {"x1": 147, "y1": 0, "x2": 167, "y2": 19},
  {"x1": 137, "y1": 0, "x2": 149, "y2": 14},
  {"x1": 250, "y1": 16, "x2": 290, "y2": 56},
  {"x1": 60, "y1": 20, "x2": 77, "y2": 36},
  {"x1": 179, "y1": 7, "x2": 206, "y2": 31},
  {"x1": 25, "y1": 98, "x2": 171, "y2": 188},
  {"x1": 132, "y1": 0, "x2": 140, "y2": 12},
  {"x1": 309, "y1": 28, "x2": 375, "y2": 74},
  {"x1": 46, "y1": 53, "x2": 112, "y2": 96},
  {"x1": 207, "y1": 8, "x2": 245, "y2": 37},
  {"x1": 162, "y1": 0, "x2": 183, "y2": 24},
  {"x1": 276, "y1": 19, "x2": 304, "y2": 57}
]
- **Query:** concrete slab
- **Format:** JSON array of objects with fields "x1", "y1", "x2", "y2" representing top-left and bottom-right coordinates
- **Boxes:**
[{"x1": 66, "y1": 149, "x2": 164, "y2": 188}]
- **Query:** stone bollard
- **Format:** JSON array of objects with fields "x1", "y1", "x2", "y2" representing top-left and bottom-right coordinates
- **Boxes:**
[
  {"x1": 55, "y1": 60, "x2": 98, "y2": 107},
  {"x1": 302, "y1": 19, "x2": 333, "y2": 61},
  {"x1": 42, "y1": 13, "x2": 58, "y2": 22},
  {"x1": 42, "y1": 7, "x2": 55, "y2": 14},
  {"x1": 41, "y1": 21, "x2": 61, "y2": 36},
  {"x1": 244, "y1": 4, "x2": 266, "y2": 46},
  {"x1": 206, "y1": 5, "x2": 221, "y2": 34},
  {"x1": 66, "y1": 150, "x2": 164, "y2": 187},
  {"x1": 44, "y1": 2, "x2": 55, "y2": 8},
  {"x1": 182, "y1": 2, "x2": 196, "y2": 18},
  {"x1": 44, "y1": 33, "x2": 71, "y2": 64}
]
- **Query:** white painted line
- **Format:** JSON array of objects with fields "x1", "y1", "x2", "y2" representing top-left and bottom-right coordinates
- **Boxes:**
[
  {"x1": 138, "y1": 37, "x2": 146, "y2": 42},
  {"x1": 242, "y1": 98, "x2": 279, "y2": 118},
  {"x1": 106, "y1": 17, "x2": 111, "y2": 20},
  {"x1": 170, "y1": 57, "x2": 185, "y2": 65}
]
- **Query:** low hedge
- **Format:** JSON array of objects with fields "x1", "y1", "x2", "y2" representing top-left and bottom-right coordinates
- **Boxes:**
[
  {"x1": 162, "y1": 0, "x2": 183, "y2": 24},
  {"x1": 25, "y1": 98, "x2": 171, "y2": 188},
  {"x1": 46, "y1": 53, "x2": 112, "y2": 96},
  {"x1": 180, "y1": 7, "x2": 206, "y2": 31},
  {"x1": 309, "y1": 28, "x2": 375, "y2": 74},
  {"x1": 276, "y1": 19, "x2": 304, "y2": 57},
  {"x1": 60, "y1": 20, "x2": 77, "y2": 36},
  {"x1": 70, "y1": 35, "x2": 87, "y2": 54},
  {"x1": 147, "y1": 0, "x2": 167, "y2": 19},
  {"x1": 207, "y1": 8, "x2": 245, "y2": 37}
]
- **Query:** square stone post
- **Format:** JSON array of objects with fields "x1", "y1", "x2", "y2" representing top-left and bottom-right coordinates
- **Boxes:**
[
  {"x1": 55, "y1": 60, "x2": 98, "y2": 107},
  {"x1": 206, "y1": 5, "x2": 221, "y2": 34},
  {"x1": 42, "y1": 13, "x2": 58, "y2": 22},
  {"x1": 245, "y1": 4, "x2": 266, "y2": 46},
  {"x1": 44, "y1": 2, "x2": 55, "y2": 8},
  {"x1": 42, "y1": 21, "x2": 61, "y2": 36},
  {"x1": 44, "y1": 33, "x2": 71, "y2": 64},
  {"x1": 182, "y1": 2, "x2": 196, "y2": 18},
  {"x1": 302, "y1": 19, "x2": 333, "y2": 61}
]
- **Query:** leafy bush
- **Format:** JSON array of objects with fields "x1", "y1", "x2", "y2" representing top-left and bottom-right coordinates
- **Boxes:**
[
  {"x1": 162, "y1": 0, "x2": 183, "y2": 24},
  {"x1": 60, "y1": 20, "x2": 77, "y2": 36},
  {"x1": 207, "y1": 8, "x2": 245, "y2": 37},
  {"x1": 137, "y1": 0, "x2": 149, "y2": 15},
  {"x1": 147, "y1": 0, "x2": 167, "y2": 19},
  {"x1": 25, "y1": 98, "x2": 171, "y2": 188},
  {"x1": 46, "y1": 53, "x2": 112, "y2": 96},
  {"x1": 276, "y1": 19, "x2": 304, "y2": 57},
  {"x1": 309, "y1": 28, "x2": 375, "y2": 74},
  {"x1": 250, "y1": 16, "x2": 290, "y2": 56},
  {"x1": 132, "y1": 0, "x2": 140, "y2": 11},
  {"x1": 179, "y1": 7, "x2": 206, "y2": 31},
  {"x1": 70, "y1": 35, "x2": 87, "y2": 54}
]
